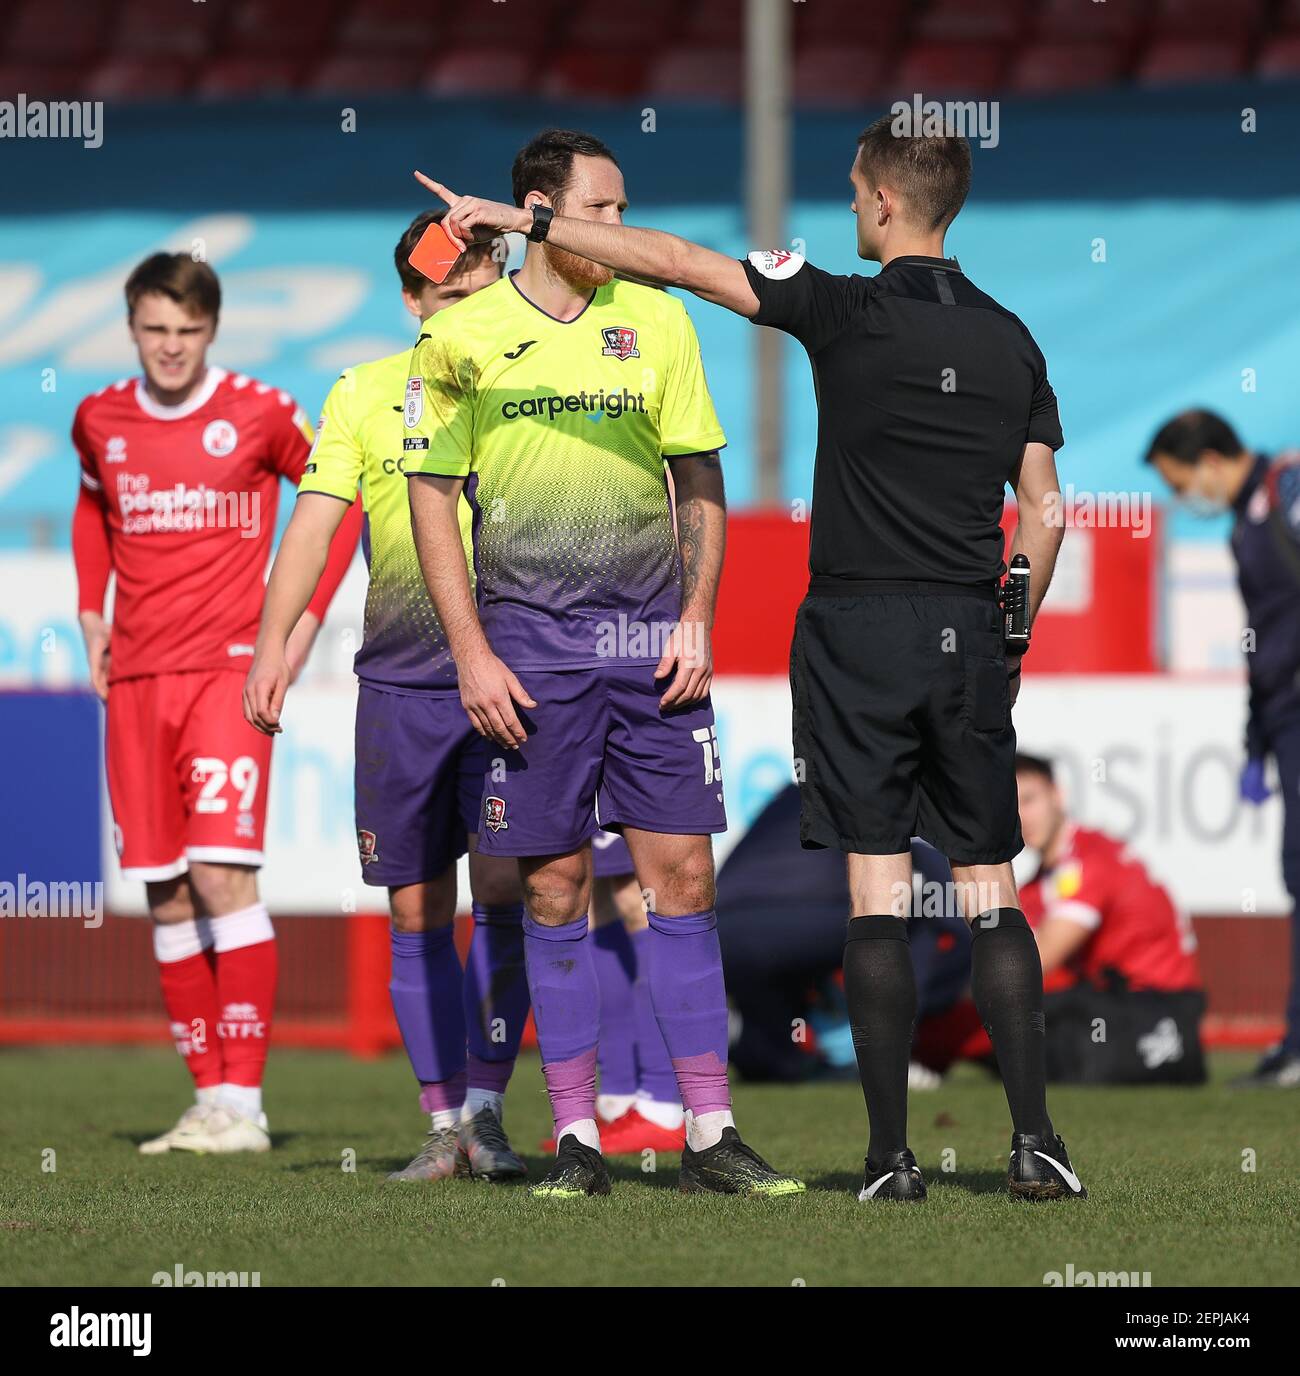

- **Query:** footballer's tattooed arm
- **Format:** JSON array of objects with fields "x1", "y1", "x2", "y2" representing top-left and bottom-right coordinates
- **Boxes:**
[{"x1": 659, "y1": 451, "x2": 725, "y2": 709}]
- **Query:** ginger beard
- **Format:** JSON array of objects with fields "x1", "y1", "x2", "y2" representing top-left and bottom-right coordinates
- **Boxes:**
[{"x1": 541, "y1": 238, "x2": 614, "y2": 290}]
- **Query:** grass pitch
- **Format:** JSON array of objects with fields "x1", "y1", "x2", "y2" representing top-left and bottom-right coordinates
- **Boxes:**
[{"x1": 1, "y1": 1047, "x2": 1296, "y2": 1287}]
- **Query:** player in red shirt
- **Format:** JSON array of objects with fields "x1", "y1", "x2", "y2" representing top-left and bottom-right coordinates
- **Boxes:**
[
  {"x1": 72, "y1": 253, "x2": 362, "y2": 1154},
  {"x1": 1016, "y1": 753, "x2": 1206, "y2": 1083}
]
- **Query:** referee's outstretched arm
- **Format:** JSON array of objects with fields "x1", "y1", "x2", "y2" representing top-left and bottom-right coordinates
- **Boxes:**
[
  {"x1": 1008, "y1": 441, "x2": 1066, "y2": 619},
  {"x1": 414, "y1": 173, "x2": 760, "y2": 319}
]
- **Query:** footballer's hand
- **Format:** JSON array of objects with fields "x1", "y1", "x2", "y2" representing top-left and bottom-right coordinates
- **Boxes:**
[
  {"x1": 414, "y1": 172, "x2": 530, "y2": 247},
  {"x1": 243, "y1": 651, "x2": 291, "y2": 736},
  {"x1": 656, "y1": 620, "x2": 713, "y2": 710},
  {"x1": 285, "y1": 610, "x2": 322, "y2": 684},
  {"x1": 79, "y1": 612, "x2": 111, "y2": 702},
  {"x1": 458, "y1": 646, "x2": 537, "y2": 749}
]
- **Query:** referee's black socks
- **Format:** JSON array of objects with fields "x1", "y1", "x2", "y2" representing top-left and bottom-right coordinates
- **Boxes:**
[
  {"x1": 970, "y1": 908, "x2": 1053, "y2": 1140},
  {"x1": 844, "y1": 915, "x2": 916, "y2": 1162}
]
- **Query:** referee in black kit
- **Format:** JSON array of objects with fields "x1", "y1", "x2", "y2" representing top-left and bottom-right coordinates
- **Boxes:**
[{"x1": 426, "y1": 115, "x2": 1086, "y2": 1203}]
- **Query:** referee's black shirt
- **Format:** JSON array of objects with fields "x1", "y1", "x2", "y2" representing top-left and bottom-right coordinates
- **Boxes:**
[{"x1": 742, "y1": 252, "x2": 1064, "y2": 587}]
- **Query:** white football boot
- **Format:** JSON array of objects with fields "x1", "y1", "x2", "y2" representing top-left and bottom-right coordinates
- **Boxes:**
[
  {"x1": 138, "y1": 1104, "x2": 212, "y2": 1155},
  {"x1": 168, "y1": 1104, "x2": 271, "y2": 1154}
]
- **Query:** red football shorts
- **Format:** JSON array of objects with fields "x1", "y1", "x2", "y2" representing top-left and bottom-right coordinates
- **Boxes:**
[{"x1": 105, "y1": 669, "x2": 274, "y2": 881}]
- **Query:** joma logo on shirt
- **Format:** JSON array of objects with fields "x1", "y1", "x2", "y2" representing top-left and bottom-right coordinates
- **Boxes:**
[{"x1": 501, "y1": 388, "x2": 647, "y2": 422}]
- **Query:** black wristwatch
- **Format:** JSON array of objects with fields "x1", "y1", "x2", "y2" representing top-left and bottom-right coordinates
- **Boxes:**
[{"x1": 527, "y1": 206, "x2": 554, "y2": 242}]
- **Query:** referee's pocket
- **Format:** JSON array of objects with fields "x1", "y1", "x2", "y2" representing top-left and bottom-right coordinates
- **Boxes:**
[{"x1": 965, "y1": 656, "x2": 1009, "y2": 733}]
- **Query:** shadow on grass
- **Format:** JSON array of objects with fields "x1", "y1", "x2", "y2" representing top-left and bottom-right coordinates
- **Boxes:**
[
  {"x1": 804, "y1": 1167, "x2": 1009, "y2": 1196},
  {"x1": 112, "y1": 1128, "x2": 302, "y2": 1153}
]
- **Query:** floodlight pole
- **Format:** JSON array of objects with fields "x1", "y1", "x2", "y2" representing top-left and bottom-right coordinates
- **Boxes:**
[{"x1": 745, "y1": 0, "x2": 791, "y2": 507}]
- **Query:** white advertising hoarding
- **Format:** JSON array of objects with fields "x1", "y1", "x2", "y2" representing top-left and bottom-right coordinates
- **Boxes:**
[
  {"x1": 97, "y1": 675, "x2": 1290, "y2": 918},
  {"x1": 1, "y1": 554, "x2": 1283, "y2": 916}
]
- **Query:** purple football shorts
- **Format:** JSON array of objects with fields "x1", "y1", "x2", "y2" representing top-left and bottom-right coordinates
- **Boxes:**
[
  {"x1": 475, "y1": 664, "x2": 726, "y2": 859},
  {"x1": 354, "y1": 684, "x2": 486, "y2": 887}
]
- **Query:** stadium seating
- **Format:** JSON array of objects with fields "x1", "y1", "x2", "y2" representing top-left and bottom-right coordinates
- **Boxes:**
[
  {"x1": 425, "y1": 48, "x2": 537, "y2": 98},
  {"x1": 1137, "y1": 37, "x2": 1252, "y2": 85},
  {"x1": 1035, "y1": 0, "x2": 1151, "y2": 42},
  {"x1": 645, "y1": 48, "x2": 745, "y2": 104},
  {"x1": 85, "y1": 58, "x2": 195, "y2": 102},
  {"x1": 336, "y1": 0, "x2": 438, "y2": 53},
  {"x1": 792, "y1": 0, "x2": 910, "y2": 48},
  {"x1": 540, "y1": 50, "x2": 647, "y2": 103},
  {"x1": 915, "y1": 0, "x2": 1031, "y2": 44},
  {"x1": 5, "y1": 0, "x2": 110, "y2": 64},
  {"x1": 1150, "y1": 0, "x2": 1267, "y2": 40},
  {"x1": 307, "y1": 55, "x2": 426, "y2": 95},
  {"x1": 195, "y1": 56, "x2": 303, "y2": 100},
  {"x1": 793, "y1": 46, "x2": 894, "y2": 107},
  {"x1": 1257, "y1": 33, "x2": 1300, "y2": 77},
  {"x1": 0, "y1": 0, "x2": 1293, "y2": 106},
  {"x1": 893, "y1": 40, "x2": 1010, "y2": 96},
  {"x1": 1009, "y1": 40, "x2": 1127, "y2": 94}
]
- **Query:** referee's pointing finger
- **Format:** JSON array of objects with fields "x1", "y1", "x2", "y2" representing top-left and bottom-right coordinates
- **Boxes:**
[{"x1": 413, "y1": 171, "x2": 454, "y2": 203}]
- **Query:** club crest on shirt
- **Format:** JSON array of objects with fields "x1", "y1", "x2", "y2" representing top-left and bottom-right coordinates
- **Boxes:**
[
  {"x1": 600, "y1": 326, "x2": 640, "y2": 361},
  {"x1": 357, "y1": 828, "x2": 380, "y2": 865},
  {"x1": 202, "y1": 419, "x2": 238, "y2": 457},
  {"x1": 484, "y1": 796, "x2": 509, "y2": 832}
]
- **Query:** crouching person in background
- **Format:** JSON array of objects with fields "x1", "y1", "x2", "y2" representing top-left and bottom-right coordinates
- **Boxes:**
[{"x1": 1015, "y1": 753, "x2": 1207, "y2": 1085}]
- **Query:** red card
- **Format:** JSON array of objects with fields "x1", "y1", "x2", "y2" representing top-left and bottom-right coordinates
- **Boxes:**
[{"x1": 408, "y1": 220, "x2": 465, "y2": 284}]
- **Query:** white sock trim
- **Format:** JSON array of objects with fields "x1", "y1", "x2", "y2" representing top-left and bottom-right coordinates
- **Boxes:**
[
  {"x1": 218, "y1": 1083, "x2": 263, "y2": 1120},
  {"x1": 596, "y1": 1092, "x2": 636, "y2": 1122},
  {"x1": 464, "y1": 1089, "x2": 504, "y2": 1122},
  {"x1": 210, "y1": 902, "x2": 274, "y2": 954},
  {"x1": 636, "y1": 1095, "x2": 685, "y2": 1130},
  {"x1": 686, "y1": 1108, "x2": 734, "y2": 1152},
  {"x1": 556, "y1": 1118, "x2": 601, "y2": 1153},
  {"x1": 153, "y1": 917, "x2": 215, "y2": 964}
]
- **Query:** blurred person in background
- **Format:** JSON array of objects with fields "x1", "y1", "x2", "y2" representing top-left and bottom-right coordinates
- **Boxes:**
[
  {"x1": 245, "y1": 214, "x2": 535, "y2": 1182},
  {"x1": 716, "y1": 784, "x2": 969, "y2": 1089},
  {"x1": 1146, "y1": 411, "x2": 1300, "y2": 1087},
  {"x1": 1015, "y1": 754, "x2": 1206, "y2": 1085},
  {"x1": 73, "y1": 254, "x2": 361, "y2": 1155}
]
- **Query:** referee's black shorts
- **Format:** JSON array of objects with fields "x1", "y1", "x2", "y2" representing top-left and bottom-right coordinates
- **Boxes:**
[{"x1": 790, "y1": 581, "x2": 1022, "y2": 865}]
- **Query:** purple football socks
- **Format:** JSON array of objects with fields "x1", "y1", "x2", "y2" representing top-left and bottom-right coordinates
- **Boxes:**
[
  {"x1": 630, "y1": 927, "x2": 680, "y2": 1105},
  {"x1": 592, "y1": 919, "x2": 639, "y2": 1099},
  {"x1": 643, "y1": 909, "x2": 731, "y2": 1118},
  {"x1": 523, "y1": 913, "x2": 600, "y2": 1136},
  {"x1": 463, "y1": 902, "x2": 530, "y2": 1096},
  {"x1": 389, "y1": 926, "x2": 467, "y2": 1118}
]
